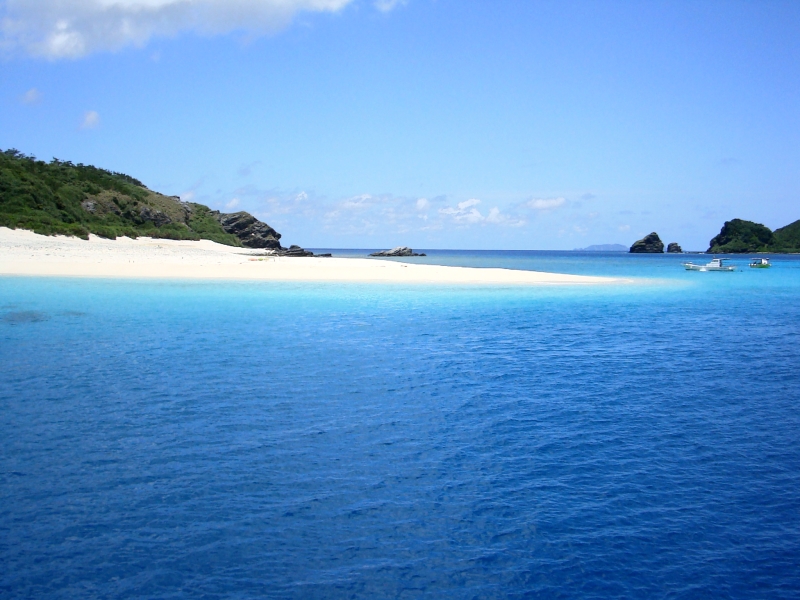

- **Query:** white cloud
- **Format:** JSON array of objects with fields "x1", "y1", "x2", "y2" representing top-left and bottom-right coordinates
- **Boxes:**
[
  {"x1": 438, "y1": 199, "x2": 523, "y2": 227},
  {"x1": 415, "y1": 197, "x2": 429, "y2": 211},
  {"x1": 440, "y1": 198, "x2": 484, "y2": 223},
  {"x1": 225, "y1": 197, "x2": 240, "y2": 210},
  {"x1": 80, "y1": 110, "x2": 100, "y2": 129},
  {"x1": 374, "y1": 0, "x2": 406, "y2": 12},
  {"x1": 528, "y1": 197, "x2": 566, "y2": 211},
  {"x1": 618, "y1": 224, "x2": 630, "y2": 231},
  {"x1": 20, "y1": 87, "x2": 41, "y2": 104},
  {"x1": 486, "y1": 207, "x2": 503, "y2": 223},
  {"x1": 1, "y1": 0, "x2": 356, "y2": 59},
  {"x1": 340, "y1": 193, "x2": 373, "y2": 210}
]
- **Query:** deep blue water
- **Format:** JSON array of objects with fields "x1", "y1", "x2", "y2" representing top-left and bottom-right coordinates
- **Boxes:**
[{"x1": 2, "y1": 252, "x2": 799, "y2": 598}]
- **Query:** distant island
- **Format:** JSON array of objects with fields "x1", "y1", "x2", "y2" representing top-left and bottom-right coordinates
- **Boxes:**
[
  {"x1": 0, "y1": 149, "x2": 314, "y2": 255},
  {"x1": 573, "y1": 244, "x2": 627, "y2": 252},
  {"x1": 707, "y1": 219, "x2": 800, "y2": 253},
  {"x1": 628, "y1": 220, "x2": 800, "y2": 254}
]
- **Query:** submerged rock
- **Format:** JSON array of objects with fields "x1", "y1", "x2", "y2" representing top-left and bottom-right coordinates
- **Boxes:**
[
  {"x1": 667, "y1": 242, "x2": 683, "y2": 253},
  {"x1": 370, "y1": 246, "x2": 426, "y2": 257},
  {"x1": 630, "y1": 232, "x2": 665, "y2": 253}
]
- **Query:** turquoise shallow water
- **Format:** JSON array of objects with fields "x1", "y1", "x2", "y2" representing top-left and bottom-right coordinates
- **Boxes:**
[{"x1": 1, "y1": 252, "x2": 800, "y2": 598}]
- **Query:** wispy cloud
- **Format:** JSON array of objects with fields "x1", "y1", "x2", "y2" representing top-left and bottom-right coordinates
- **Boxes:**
[
  {"x1": 374, "y1": 0, "x2": 407, "y2": 12},
  {"x1": 439, "y1": 198, "x2": 524, "y2": 226},
  {"x1": 528, "y1": 197, "x2": 566, "y2": 211},
  {"x1": 1, "y1": 0, "x2": 357, "y2": 59},
  {"x1": 439, "y1": 198, "x2": 484, "y2": 224},
  {"x1": 80, "y1": 110, "x2": 100, "y2": 129},
  {"x1": 20, "y1": 87, "x2": 41, "y2": 104},
  {"x1": 237, "y1": 160, "x2": 262, "y2": 177}
]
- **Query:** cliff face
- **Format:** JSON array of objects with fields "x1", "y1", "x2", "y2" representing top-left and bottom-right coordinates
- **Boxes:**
[{"x1": 630, "y1": 232, "x2": 664, "y2": 253}]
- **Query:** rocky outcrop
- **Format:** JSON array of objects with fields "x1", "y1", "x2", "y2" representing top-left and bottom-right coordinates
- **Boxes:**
[
  {"x1": 212, "y1": 211, "x2": 319, "y2": 255},
  {"x1": 138, "y1": 205, "x2": 172, "y2": 227},
  {"x1": 214, "y1": 211, "x2": 282, "y2": 249},
  {"x1": 279, "y1": 245, "x2": 315, "y2": 257},
  {"x1": 370, "y1": 246, "x2": 426, "y2": 257},
  {"x1": 667, "y1": 242, "x2": 683, "y2": 253},
  {"x1": 630, "y1": 232, "x2": 664, "y2": 253}
]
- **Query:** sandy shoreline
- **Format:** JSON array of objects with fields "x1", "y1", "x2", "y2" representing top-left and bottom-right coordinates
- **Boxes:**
[{"x1": 0, "y1": 228, "x2": 625, "y2": 285}]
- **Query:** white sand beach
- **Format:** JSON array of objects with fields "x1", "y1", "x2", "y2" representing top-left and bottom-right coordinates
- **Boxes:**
[{"x1": 0, "y1": 227, "x2": 624, "y2": 285}]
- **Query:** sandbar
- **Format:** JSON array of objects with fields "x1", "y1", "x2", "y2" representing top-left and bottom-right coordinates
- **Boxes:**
[{"x1": 0, "y1": 228, "x2": 624, "y2": 285}]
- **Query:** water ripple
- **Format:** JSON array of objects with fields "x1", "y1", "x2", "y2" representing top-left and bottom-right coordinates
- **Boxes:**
[{"x1": 1, "y1": 265, "x2": 800, "y2": 598}]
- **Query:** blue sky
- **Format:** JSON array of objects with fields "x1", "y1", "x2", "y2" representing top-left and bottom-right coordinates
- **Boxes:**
[{"x1": 2, "y1": 0, "x2": 799, "y2": 250}]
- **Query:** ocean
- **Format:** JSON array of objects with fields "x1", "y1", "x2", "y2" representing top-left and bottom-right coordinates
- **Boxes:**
[{"x1": 2, "y1": 251, "x2": 799, "y2": 598}]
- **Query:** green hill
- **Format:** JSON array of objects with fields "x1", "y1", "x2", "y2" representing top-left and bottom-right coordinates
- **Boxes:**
[
  {"x1": 0, "y1": 149, "x2": 241, "y2": 245},
  {"x1": 707, "y1": 219, "x2": 774, "y2": 253},
  {"x1": 707, "y1": 218, "x2": 800, "y2": 253},
  {"x1": 773, "y1": 220, "x2": 800, "y2": 252}
]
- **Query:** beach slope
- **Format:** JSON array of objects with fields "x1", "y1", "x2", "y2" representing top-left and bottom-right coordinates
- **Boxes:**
[{"x1": 0, "y1": 228, "x2": 622, "y2": 285}]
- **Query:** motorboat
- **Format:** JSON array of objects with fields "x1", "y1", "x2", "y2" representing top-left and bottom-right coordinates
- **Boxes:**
[
  {"x1": 683, "y1": 257, "x2": 736, "y2": 272},
  {"x1": 749, "y1": 257, "x2": 771, "y2": 268}
]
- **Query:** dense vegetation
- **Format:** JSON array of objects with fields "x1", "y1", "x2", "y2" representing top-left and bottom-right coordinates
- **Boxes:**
[
  {"x1": 707, "y1": 219, "x2": 775, "y2": 253},
  {"x1": 773, "y1": 220, "x2": 800, "y2": 251},
  {"x1": 708, "y1": 218, "x2": 800, "y2": 253},
  {"x1": 0, "y1": 149, "x2": 241, "y2": 246}
]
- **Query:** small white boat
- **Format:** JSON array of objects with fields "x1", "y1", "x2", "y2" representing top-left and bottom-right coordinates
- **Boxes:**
[
  {"x1": 683, "y1": 257, "x2": 736, "y2": 272},
  {"x1": 749, "y1": 257, "x2": 771, "y2": 268}
]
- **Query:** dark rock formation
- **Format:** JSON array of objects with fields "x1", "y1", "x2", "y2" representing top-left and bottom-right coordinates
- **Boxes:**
[
  {"x1": 214, "y1": 211, "x2": 282, "y2": 249},
  {"x1": 630, "y1": 232, "x2": 664, "y2": 253},
  {"x1": 667, "y1": 242, "x2": 683, "y2": 253},
  {"x1": 370, "y1": 246, "x2": 426, "y2": 257},
  {"x1": 279, "y1": 245, "x2": 315, "y2": 257},
  {"x1": 138, "y1": 206, "x2": 172, "y2": 227},
  {"x1": 213, "y1": 211, "x2": 318, "y2": 255}
]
